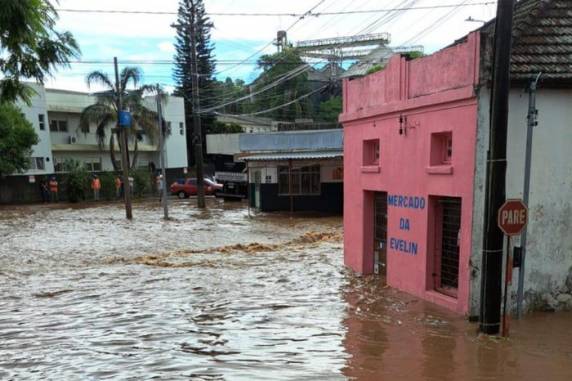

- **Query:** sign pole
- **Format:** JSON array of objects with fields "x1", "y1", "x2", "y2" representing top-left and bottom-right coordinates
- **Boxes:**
[{"x1": 502, "y1": 235, "x2": 512, "y2": 337}]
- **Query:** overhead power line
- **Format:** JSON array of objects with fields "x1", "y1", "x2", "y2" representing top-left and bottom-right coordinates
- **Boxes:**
[
  {"x1": 200, "y1": 64, "x2": 312, "y2": 113},
  {"x1": 216, "y1": 84, "x2": 328, "y2": 117},
  {"x1": 55, "y1": 2, "x2": 496, "y2": 17}
]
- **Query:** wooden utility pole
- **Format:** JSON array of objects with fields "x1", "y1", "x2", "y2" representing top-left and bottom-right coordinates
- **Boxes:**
[
  {"x1": 479, "y1": 0, "x2": 515, "y2": 335},
  {"x1": 188, "y1": 0, "x2": 206, "y2": 209},
  {"x1": 114, "y1": 57, "x2": 133, "y2": 220},
  {"x1": 156, "y1": 85, "x2": 169, "y2": 220}
]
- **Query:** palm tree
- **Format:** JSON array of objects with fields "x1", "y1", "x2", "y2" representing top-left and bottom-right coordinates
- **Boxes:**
[
  {"x1": 0, "y1": 0, "x2": 80, "y2": 104},
  {"x1": 79, "y1": 67, "x2": 163, "y2": 170}
]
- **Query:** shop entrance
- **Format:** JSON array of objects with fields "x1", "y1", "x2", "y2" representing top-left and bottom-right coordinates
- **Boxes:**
[
  {"x1": 432, "y1": 196, "x2": 462, "y2": 298},
  {"x1": 373, "y1": 192, "x2": 388, "y2": 276}
]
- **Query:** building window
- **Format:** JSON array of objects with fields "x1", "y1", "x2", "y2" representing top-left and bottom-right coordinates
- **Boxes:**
[
  {"x1": 430, "y1": 132, "x2": 453, "y2": 166},
  {"x1": 167, "y1": 121, "x2": 172, "y2": 134},
  {"x1": 278, "y1": 164, "x2": 320, "y2": 195},
  {"x1": 50, "y1": 120, "x2": 68, "y2": 132},
  {"x1": 54, "y1": 158, "x2": 65, "y2": 173},
  {"x1": 84, "y1": 159, "x2": 102, "y2": 172},
  {"x1": 38, "y1": 114, "x2": 45, "y2": 130},
  {"x1": 179, "y1": 122, "x2": 184, "y2": 135},
  {"x1": 363, "y1": 139, "x2": 380, "y2": 166},
  {"x1": 29, "y1": 157, "x2": 45, "y2": 170}
]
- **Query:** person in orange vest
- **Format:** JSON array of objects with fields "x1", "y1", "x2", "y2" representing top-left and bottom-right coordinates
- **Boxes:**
[
  {"x1": 91, "y1": 174, "x2": 101, "y2": 201},
  {"x1": 48, "y1": 176, "x2": 59, "y2": 202},
  {"x1": 115, "y1": 176, "x2": 122, "y2": 199}
]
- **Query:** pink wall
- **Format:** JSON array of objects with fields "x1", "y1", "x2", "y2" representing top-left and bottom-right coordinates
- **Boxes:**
[{"x1": 341, "y1": 33, "x2": 480, "y2": 314}]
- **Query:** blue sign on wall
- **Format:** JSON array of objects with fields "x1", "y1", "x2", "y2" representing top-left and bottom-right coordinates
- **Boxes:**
[{"x1": 119, "y1": 111, "x2": 132, "y2": 127}]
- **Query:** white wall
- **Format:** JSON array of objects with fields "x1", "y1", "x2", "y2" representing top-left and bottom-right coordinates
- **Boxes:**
[
  {"x1": 144, "y1": 95, "x2": 188, "y2": 169},
  {"x1": 471, "y1": 88, "x2": 572, "y2": 313},
  {"x1": 16, "y1": 84, "x2": 54, "y2": 176}
]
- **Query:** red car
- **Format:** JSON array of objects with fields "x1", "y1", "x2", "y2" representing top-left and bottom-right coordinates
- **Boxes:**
[{"x1": 170, "y1": 178, "x2": 223, "y2": 198}]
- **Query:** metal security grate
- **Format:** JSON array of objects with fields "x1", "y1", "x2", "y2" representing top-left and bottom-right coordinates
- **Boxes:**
[
  {"x1": 374, "y1": 192, "x2": 388, "y2": 275},
  {"x1": 439, "y1": 197, "x2": 462, "y2": 291}
]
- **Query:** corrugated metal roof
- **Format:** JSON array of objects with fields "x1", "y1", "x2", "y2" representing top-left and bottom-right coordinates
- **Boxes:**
[
  {"x1": 242, "y1": 150, "x2": 343, "y2": 161},
  {"x1": 481, "y1": 0, "x2": 572, "y2": 83}
]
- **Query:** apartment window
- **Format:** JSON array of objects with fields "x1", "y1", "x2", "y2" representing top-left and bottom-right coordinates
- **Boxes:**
[
  {"x1": 278, "y1": 165, "x2": 320, "y2": 195},
  {"x1": 167, "y1": 121, "x2": 172, "y2": 134},
  {"x1": 430, "y1": 132, "x2": 453, "y2": 166},
  {"x1": 29, "y1": 157, "x2": 45, "y2": 170},
  {"x1": 363, "y1": 139, "x2": 380, "y2": 166},
  {"x1": 84, "y1": 159, "x2": 102, "y2": 172},
  {"x1": 50, "y1": 120, "x2": 68, "y2": 132},
  {"x1": 179, "y1": 122, "x2": 185, "y2": 136},
  {"x1": 54, "y1": 158, "x2": 65, "y2": 173},
  {"x1": 38, "y1": 114, "x2": 45, "y2": 130}
]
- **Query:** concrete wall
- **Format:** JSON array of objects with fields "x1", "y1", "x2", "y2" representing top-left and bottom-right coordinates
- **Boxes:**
[
  {"x1": 206, "y1": 134, "x2": 240, "y2": 155},
  {"x1": 470, "y1": 88, "x2": 572, "y2": 313},
  {"x1": 341, "y1": 33, "x2": 480, "y2": 314},
  {"x1": 239, "y1": 129, "x2": 343, "y2": 152}
]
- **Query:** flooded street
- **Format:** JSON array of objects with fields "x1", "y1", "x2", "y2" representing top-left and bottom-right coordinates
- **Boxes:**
[{"x1": 1, "y1": 200, "x2": 571, "y2": 380}]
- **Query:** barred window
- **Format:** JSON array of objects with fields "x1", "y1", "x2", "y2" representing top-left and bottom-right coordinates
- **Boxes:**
[{"x1": 278, "y1": 165, "x2": 320, "y2": 196}]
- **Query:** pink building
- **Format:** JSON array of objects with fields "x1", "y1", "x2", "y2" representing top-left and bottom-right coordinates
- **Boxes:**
[
  {"x1": 341, "y1": 0, "x2": 572, "y2": 317},
  {"x1": 341, "y1": 33, "x2": 480, "y2": 314}
]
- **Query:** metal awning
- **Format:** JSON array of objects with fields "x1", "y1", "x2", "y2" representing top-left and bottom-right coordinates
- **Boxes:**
[{"x1": 241, "y1": 150, "x2": 343, "y2": 162}]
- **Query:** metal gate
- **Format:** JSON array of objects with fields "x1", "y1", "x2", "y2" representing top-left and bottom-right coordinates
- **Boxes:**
[
  {"x1": 435, "y1": 197, "x2": 462, "y2": 296},
  {"x1": 374, "y1": 192, "x2": 388, "y2": 276}
]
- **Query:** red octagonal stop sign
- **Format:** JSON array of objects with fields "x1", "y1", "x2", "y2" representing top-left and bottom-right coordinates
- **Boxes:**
[{"x1": 498, "y1": 199, "x2": 528, "y2": 236}]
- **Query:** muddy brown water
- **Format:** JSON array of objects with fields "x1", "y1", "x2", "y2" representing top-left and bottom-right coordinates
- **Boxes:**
[{"x1": 0, "y1": 200, "x2": 570, "y2": 380}]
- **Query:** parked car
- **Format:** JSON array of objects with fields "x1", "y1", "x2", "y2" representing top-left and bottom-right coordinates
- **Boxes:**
[{"x1": 170, "y1": 178, "x2": 223, "y2": 198}]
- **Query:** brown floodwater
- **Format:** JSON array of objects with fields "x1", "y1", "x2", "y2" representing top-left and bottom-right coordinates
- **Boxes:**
[{"x1": 0, "y1": 199, "x2": 570, "y2": 380}]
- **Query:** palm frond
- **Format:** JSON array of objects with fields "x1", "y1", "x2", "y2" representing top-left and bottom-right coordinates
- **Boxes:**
[
  {"x1": 120, "y1": 66, "x2": 142, "y2": 92},
  {"x1": 86, "y1": 71, "x2": 115, "y2": 91}
]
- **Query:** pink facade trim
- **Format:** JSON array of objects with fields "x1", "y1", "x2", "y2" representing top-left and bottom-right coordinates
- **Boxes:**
[{"x1": 341, "y1": 33, "x2": 480, "y2": 314}]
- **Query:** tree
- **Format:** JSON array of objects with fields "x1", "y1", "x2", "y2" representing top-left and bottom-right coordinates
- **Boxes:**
[
  {"x1": 173, "y1": 0, "x2": 216, "y2": 166},
  {"x1": 0, "y1": 103, "x2": 39, "y2": 176},
  {"x1": 0, "y1": 0, "x2": 80, "y2": 104},
  {"x1": 79, "y1": 68, "x2": 160, "y2": 170},
  {"x1": 318, "y1": 96, "x2": 342, "y2": 123},
  {"x1": 250, "y1": 48, "x2": 313, "y2": 121}
]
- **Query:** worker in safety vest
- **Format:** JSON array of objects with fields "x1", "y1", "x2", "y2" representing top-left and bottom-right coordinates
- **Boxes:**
[
  {"x1": 115, "y1": 176, "x2": 122, "y2": 199},
  {"x1": 91, "y1": 175, "x2": 101, "y2": 201},
  {"x1": 49, "y1": 176, "x2": 59, "y2": 202}
]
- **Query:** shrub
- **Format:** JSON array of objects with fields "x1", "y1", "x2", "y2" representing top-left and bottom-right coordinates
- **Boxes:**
[
  {"x1": 64, "y1": 159, "x2": 90, "y2": 202},
  {"x1": 98, "y1": 172, "x2": 116, "y2": 200},
  {"x1": 131, "y1": 168, "x2": 150, "y2": 198}
]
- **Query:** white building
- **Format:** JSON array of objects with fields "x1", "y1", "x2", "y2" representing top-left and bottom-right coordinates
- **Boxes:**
[{"x1": 17, "y1": 84, "x2": 187, "y2": 176}]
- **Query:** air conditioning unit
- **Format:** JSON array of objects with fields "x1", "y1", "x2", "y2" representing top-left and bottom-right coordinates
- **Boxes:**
[{"x1": 68, "y1": 136, "x2": 77, "y2": 144}]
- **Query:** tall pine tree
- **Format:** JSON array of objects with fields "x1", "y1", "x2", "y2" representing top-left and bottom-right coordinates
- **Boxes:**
[{"x1": 173, "y1": 0, "x2": 216, "y2": 167}]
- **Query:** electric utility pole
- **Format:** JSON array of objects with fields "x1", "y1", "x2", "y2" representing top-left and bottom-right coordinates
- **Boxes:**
[
  {"x1": 479, "y1": 0, "x2": 515, "y2": 335},
  {"x1": 156, "y1": 85, "x2": 169, "y2": 220},
  {"x1": 114, "y1": 57, "x2": 133, "y2": 220},
  {"x1": 188, "y1": 0, "x2": 206, "y2": 209}
]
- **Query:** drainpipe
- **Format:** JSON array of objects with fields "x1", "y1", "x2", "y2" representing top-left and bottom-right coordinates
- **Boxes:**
[
  {"x1": 479, "y1": 0, "x2": 516, "y2": 335},
  {"x1": 515, "y1": 72, "x2": 541, "y2": 318}
]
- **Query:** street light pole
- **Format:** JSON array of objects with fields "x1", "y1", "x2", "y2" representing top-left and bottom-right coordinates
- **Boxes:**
[
  {"x1": 114, "y1": 57, "x2": 133, "y2": 220},
  {"x1": 156, "y1": 85, "x2": 169, "y2": 220}
]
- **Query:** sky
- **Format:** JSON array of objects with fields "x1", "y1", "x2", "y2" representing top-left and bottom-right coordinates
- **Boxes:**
[{"x1": 45, "y1": 0, "x2": 498, "y2": 92}]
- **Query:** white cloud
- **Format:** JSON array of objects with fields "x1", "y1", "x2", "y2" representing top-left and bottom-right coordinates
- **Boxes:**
[{"x1": 47, "y1": 0, "x2": 497, "y2": 90}]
